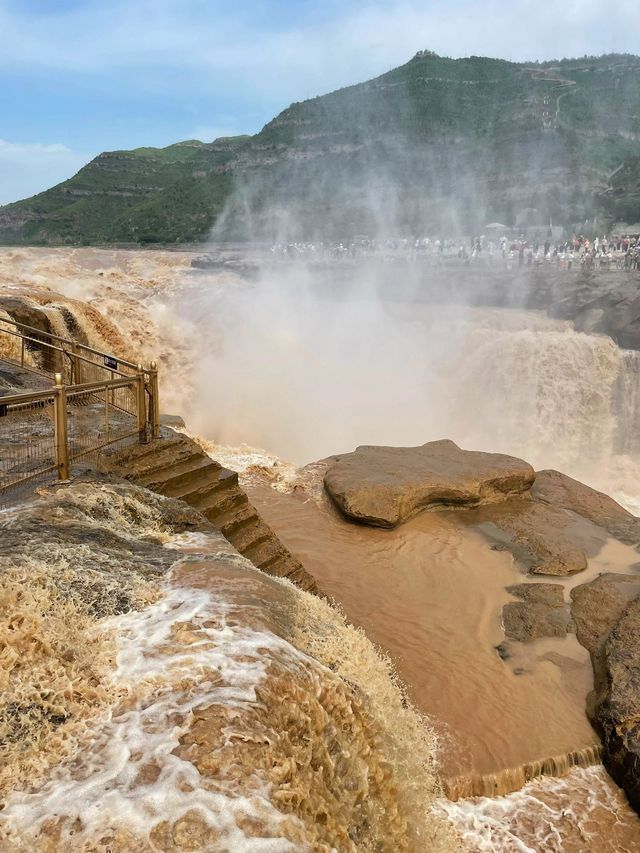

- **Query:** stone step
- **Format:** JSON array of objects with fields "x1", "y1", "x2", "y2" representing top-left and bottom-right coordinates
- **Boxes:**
[
  {"x1": 109, "y1": 436, "x2": 184, "y2": 467},
  {"x1": 134, "y1": 447, "x2": 206, "y2": 483},
  {"x1": 225, "y1": 518, "x2": 272, "y2": 553},
  {"x1": 240, "y1": 537, "x2": 284, "y2": 569},
  {"x1": 120, "y1": 444, "x2": 188, "y2": 476},
  {"x1": 267, "y1": 554, "x2": 304, "y2": 582},
  {"x1": 216, "y1": 504, "x2": 258, "y2": 537},
  {"x1": 140, "y1": 455, "x2": 215, "y2": 493},
  {"x1": 104, "y1": 432, "x2": 320, "y2": 595},
  {"x1": 192, "y1": 486, "x2": 246, "y2": 519},
  {"x1": 186, "y1": 469, "x2": 239, "y2": 505},
  {"x1": 160, "y1": 462, "x2": 232, "y2": 501}
]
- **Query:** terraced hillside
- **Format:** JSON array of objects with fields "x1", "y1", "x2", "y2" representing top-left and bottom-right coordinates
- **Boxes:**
[{"x1": 1, "y1": 51, "x2": 640, "y2": 244}]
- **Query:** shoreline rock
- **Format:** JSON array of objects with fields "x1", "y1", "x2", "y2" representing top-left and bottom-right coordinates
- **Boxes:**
[
  {"x1": 324, "y1": 439, "x2": 535, "y2": 528},
  {"x1": 503, "y1": 583, "x2": 570, "y2": 642},
  {"x1": 589, "y1": 595, "x2": 640, "y2": 813}
]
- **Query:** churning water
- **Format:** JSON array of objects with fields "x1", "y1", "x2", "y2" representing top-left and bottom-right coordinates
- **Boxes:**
[{"x1": 4, "y1": 248, "x2": 640, "y2": 850}]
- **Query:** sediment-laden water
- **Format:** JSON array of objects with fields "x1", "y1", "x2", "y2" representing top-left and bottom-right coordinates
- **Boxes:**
[
  {"x1": 4, "y1": 247, "x2": 640, "y2": 849},
  {"x1": 238, "y1": 473, "x2": 640, "y2": 848},
  {"x1": 0, "y1": 484, "x2": 457, "y2": 852},
  {"x1": 6, "y1": 246, "x2": 640, "y2": 513},
  {"x1": 440, "y1": 765, "x2": 640, "y2": 852}
]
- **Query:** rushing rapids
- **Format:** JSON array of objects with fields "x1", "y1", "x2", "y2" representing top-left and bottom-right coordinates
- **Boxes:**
[
  {"x1": 0, "y1": 482, "x2": 457, "y2": 852},
  {"x1": 3, "y1": 247, "x2": 640, "y2": 850},
  {"x1": 5, "y1": 245, "x2": 640, "y2": 513}
]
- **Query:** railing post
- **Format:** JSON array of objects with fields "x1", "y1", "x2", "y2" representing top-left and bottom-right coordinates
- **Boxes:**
[
  {"x1": 136, "y1": 364, "x2": 148, "y2": 444},
  {"x1": 70, "y1": 342, "x2": 81, "y2": 384},
  {"x1": 149, "y1": 360, "x2": 161, "y2": 440},
  {"x1": 53, "y1": 372, "x2": 70, "y2": 482}
]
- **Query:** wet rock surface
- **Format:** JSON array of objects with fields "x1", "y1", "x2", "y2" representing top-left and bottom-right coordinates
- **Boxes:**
[
  {"x1": 0, "y1": 480, "x2": 205, "y2": 797},
  {"x1": 503, "y1": 583, "x2": 571, "y2": 642},
  {"x1": 589, "y1": 595, "x2": 640, "y2": 814},
  {"x1": 570, "y1": 573, "x2": 640, "y2": 653},
  {"x1": 468, "y1": 499, "x2": 589, "y2": 576},
  {"x1": 324, "y1": 439, "x2": 535, "y2": 528},
  {"x1": 533, "y1": 468, "x2": 640, "y2": 548},
  {"x1": 565, "y1": 570, "x2": 640, "y2": 809},
  {"x1": 507, "y1": 583, "x2": 566, "y2": 608},
  {"x1": 0, "y1": 295, "x2": 55, "y2": 337},
  {"x1": 543, "y1": 269, "x2": 640, "y2": 352},
  {"x1": 0, "y1": 479, "x2": 454, "y2": 852},
  {"x1": 377, "y1": 266, "x2": 640, "y2": 353}
]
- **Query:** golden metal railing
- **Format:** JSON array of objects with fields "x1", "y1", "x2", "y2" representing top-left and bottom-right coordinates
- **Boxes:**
[
  {"x1": 0, "y1": 317, "x2": 161, "y2": 505},
  {"x1": 0, "y1": 313, "x2": 145, "y2": 380}
]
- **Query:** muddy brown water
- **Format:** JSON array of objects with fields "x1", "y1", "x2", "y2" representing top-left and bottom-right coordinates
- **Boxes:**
[{"x1": 246, "y1": 480, "x2": 640, "y2": 849}]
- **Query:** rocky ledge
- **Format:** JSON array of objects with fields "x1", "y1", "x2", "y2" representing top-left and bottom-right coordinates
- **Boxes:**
[
  {"x1": 570, "y1": 571, "x2": 640, "y2": 814},
  {"x1": 322, "y1": 440, "x2": 640, "y2": 814},
  {"x1": 591, "y1": 596, "x2": 640, "y2": 812},
  {"x1": 323, "y1": 439, "x2": 535, "y2": 528}
]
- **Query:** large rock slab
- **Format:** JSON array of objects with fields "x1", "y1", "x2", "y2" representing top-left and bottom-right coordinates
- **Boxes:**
[
  {"x1": 468, "y1": 498, "x2": 589, "y2": 576},
  {"x1": 533, "y1": 469, "x2": 640, "y2": 547},
  {"x1": 323, "y1": 440, "x2": 535, "y2": 528}
]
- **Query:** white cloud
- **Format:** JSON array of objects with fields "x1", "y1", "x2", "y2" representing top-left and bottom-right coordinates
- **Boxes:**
[
  {"x1": 0, "y1": 140, "x2": 91, "y2": 205},
  {"x1": 0, "y1": 0, "x2": 637, "y2": 108}
]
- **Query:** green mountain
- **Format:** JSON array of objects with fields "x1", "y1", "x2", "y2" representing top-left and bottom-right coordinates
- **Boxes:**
[{"x1": 2, "y1": 51, "x2": 640, "y2": 245}]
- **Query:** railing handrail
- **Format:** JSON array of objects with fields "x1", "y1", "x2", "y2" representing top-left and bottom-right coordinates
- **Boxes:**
[
  {"x1": 0, "y1": 374, "x2": 138, "y2": 411},
  {"x1": 0, "y1": 314, "x2": 143, "y2": 373},
  {"x1": 0, "y1": 388, "x2": 56, "y2": 407},
  {"x1": 66, "y1": 376, "x2": 137, "y2": 395},
  {"x1": 0, "y1": 319, "x2": 161, "y2": 502},
  {"x1": 0, "y1": 323, "x2": 135, "y2": 378}
]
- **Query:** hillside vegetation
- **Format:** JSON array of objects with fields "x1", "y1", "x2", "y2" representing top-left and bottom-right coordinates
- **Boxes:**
[{"x1": 2, "y1": 51, "x2": 640, "y2": 244}]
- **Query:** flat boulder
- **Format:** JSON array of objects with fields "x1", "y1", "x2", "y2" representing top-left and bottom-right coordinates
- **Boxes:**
[{"x1": 323, "y1": 440, "x2": 535, "y2": 528}]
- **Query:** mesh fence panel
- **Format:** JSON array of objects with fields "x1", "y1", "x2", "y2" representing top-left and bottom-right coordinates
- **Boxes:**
[
  {"x1": 0, "y1": 317, "x2": 157, "y2": 507},
  {"x1": 0, "y1": 394, "x2": 57, "y2": 507},
  {"x1": 66, "y1": 385, "x2": 140, "y2": 463}
]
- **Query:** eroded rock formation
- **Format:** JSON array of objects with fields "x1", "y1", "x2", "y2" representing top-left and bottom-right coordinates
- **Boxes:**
[
  {"x1": 321, "y1": 442, "x2": 640, "y2": 812},
  {"x1": 533, "y1": 468, "x2": 640, "y2": 547},
  {"x1": 0, "y1": 480, "x2": 454, "y2": 851},
  {"x1": 589, "y1": 596, "x2": 640, "y2": 813},
  {"x1": 323, "y1": 439, "x2": 535, "y2": 528}
]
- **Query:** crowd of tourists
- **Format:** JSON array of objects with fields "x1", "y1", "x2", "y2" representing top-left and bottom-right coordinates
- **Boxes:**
[
  {"x1": 494, "y1": 234, "x2": 640, "y2": 270},
  {"x1": 269, "y1": 233, "x2": 640, "y2": 270}
]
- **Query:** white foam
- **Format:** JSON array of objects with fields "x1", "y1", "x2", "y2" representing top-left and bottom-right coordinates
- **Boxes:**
[
  {"x1": 438, "y1": 765, "x2": 639, "y2": 852},
  {"x1": 163, "y1": 530, "x2": 226, "y2": 551},
  {"x1": 0, "y1": 580, "x2": 308, "y2": 851}
]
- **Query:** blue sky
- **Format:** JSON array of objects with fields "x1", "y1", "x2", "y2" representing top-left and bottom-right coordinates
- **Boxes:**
[{"x1": 1, "y1": 0, "x2": 638, "y2": 204}]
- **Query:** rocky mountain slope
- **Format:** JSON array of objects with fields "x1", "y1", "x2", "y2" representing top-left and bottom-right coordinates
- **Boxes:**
[{"x1": 1, "y1": 51, "x2": 639, "y2": 244}]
